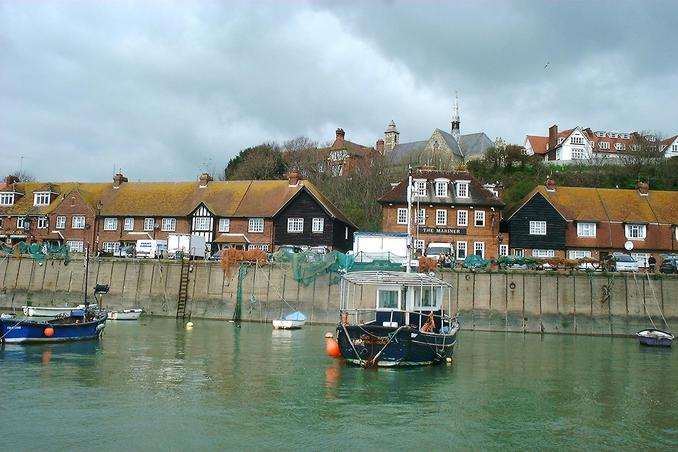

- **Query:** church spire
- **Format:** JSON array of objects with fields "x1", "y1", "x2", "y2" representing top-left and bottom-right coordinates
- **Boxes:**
[{"x1": 451, "y1": 92, "x2": 460, "y2": 141}]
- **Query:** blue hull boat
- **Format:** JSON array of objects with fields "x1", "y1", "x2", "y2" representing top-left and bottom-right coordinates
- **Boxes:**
[
  {"x1": 0, "y1": 309, "x2": 107, "y2": 344},
  {"x1": 636, "y1": 329, "x2": 673, "y2": 347}
]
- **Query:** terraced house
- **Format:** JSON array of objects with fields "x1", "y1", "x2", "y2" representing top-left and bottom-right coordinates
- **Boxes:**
[
  {"x1": 0, "y1": 172, "x2": 356, "y2": 255},
  {"x1": 505, "y1": 179, "x2": 678, "y2": 266}
]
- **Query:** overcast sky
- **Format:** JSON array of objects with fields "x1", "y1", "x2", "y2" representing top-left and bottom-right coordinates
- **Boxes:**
[{"x1": 1, "y1": 0, "x2": 677, "y2": 182}]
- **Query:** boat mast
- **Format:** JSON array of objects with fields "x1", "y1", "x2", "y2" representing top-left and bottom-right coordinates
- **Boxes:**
[
  {"x1": 406, "y1": 165, "x2": 413, "y2": 274},
  {"x1": 84, "y1": 243, "x2": 89, "y2": 308}
]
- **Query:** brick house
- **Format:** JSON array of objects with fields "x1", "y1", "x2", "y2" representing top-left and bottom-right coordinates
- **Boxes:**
[
  {"x1": 505, "y1": 179, "x2": 678, "y2": 266},
  {"x1": 378, "y1": 167, "x2": 506, "y2": 260}
]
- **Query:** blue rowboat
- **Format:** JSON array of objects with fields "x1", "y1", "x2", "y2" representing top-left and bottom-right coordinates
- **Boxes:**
[
  {"x1": 0, "y1": 309, "x2": 107, "y2": 344},
  {"x1": 636, "y1": 329, "x2": 674, "y2": 347}
]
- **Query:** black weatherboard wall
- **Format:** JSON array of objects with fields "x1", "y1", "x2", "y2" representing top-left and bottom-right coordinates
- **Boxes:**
[{"x1": 508, "y1": 192, "x2": 567, "y2": 250}]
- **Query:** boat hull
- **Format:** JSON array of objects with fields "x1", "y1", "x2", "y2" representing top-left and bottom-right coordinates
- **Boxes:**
[
  {"x1": 109, "y1": 309, "x2": 143, "y2": 320},
  {"x1": 336, "y1": 324, "x2": 458, "y2": 367},
  {"x1": 22, "y1": 306, "x2": 77, "y2": 317},
  {"x1": 637, "y1": 329, "x2": 673, "y2": 347},
  {"x1": 272, "y1": 319, "x2": 305, "y2": 330},
  {"x1": 1, "y1": 313, "x2": 107, "y2": 344}
]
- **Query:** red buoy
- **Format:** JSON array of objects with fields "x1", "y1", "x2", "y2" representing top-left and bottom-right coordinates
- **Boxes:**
[
  {"x1": 325, "y1": 332, "x2": 341, "y2": 358},
  {"x1": 44, "y1": 327, "x2": 55, "y2": 337}
]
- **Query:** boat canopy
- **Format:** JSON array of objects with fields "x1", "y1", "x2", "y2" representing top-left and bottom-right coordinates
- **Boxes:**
[
  {"x1": 340, "y1": 271, "x2": 452, "y2": 288},
  {"x1": 283, "y1": 311, "x2": 306, "y2": 321}
]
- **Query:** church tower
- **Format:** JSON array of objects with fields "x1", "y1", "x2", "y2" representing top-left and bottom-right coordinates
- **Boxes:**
[
  {"x1": 384, "y1": 120, "x2": 400, "y2": 153},
  {"x1": 451, "y1": 93, "x2": 460, "y2": 141}
]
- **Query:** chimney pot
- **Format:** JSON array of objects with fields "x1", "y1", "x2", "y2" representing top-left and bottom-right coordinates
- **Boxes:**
[
  {"x1": 548, "y1": 125, "x2": 558, "y2": 157},
  {"x1": 5, "y1": 175, "x2": 19, "y2": 186},
  {"x1": 335, "y1": 128, "x2": 345, "y2": 142},
  {"x1": 288, "y1": 169, "x2": 301, "y2": 186},
  {"x1": 636, "y1": 181, "x2": 649, "y2": 196},
  {"x1": 199, "y1": 173, "x2": 213, "y2": 187},
  {"x1": 376, "y1": 139, "x2": 384, "y2": 155},
  {"x1": 545, "y1": 177, "x2": 557, "y2": 192},
  {"x1": 113, "y1": 173, "x2": 128, "y2": 188}
]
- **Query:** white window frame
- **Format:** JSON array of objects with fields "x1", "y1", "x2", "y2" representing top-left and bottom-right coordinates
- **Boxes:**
[
  {"x1": 248, "y1": 243, "x2": 269, "y2": 252},
  {"x1": 571, "y1": 148, "x2": 586, "y2": 160},
  {"x1": 0, "y1": 193, "x2": 14, "y2": 206},
  {"x1": 457, "y1": 210, "x2": 468, "y2": 227},
  {"x1": 436, "y1": 209, "x2": 447, "y2": 226},
  {"x1": 161, "y1": 218, "x2": 176, "y2": 232},
  {"x1": 455, "y1": 182, "x2": 469, "y2": 198},
  {"x1": 475, "y1": 211, "x2": 485, "y2": 227},
  {"x1": 218, "y1": 218, "x2": 230, "y2": 233},
  {"x1": 37, "y1": 216, "x2": 48, "y2": 229},
  {"x1": 124, "y1": 218, "x2": 134, "y2": 231},
  {"x1": 414, "y1": 240, "x2": 425, "y2": 253},
  {"x1": 377, "y1": 288, "x2": 400, "y2": 310},
  {"x1": 570, "y1": 136, "x2": 584, "y2": 145},
  {"x1": 435, "y1": 181, "x2": 447, "y2": 197},
  {"x1": 599, "y1": 141, "x2": 610, "y2": 150},
  {"x1": 456, "y1": 241, "x2": 467, "y2": 260},
  {"x1": 312, "y1": 218, "x2": 324, "y2": 233},
  {"x1": 615, "y1": 143, "x2": 625, "y2": 151},
  {"x1": 397, "y1": 208, "x2": 408, "y2": 225},
  {"x1": 67, "y1": 240, "x2": 83, "y2": 253},
  {"x1": 513, "y1": 248, "x2": 524, "y2": 257},
  {"x1": 55, "y1": 216, "x2": 66, "y2": 229},
  {"x1": 568, "y1": 250, "x2": 592, "y2": 260},
  {"x1": 414, "y1": 180, "x2": 426, "y2": 197},
  {"x1": 474, "y1": 241, "x2": 485, "y2": 258},
  {"x1": 577, "y1": 222, "x2": 596, "y2": 238},
  {"x1": 499, "y1": 244, "x2": 509, "y2": 256},
  {"x1": 72, "y1": 215, "x2": 85, "y2": 229},
  {"x1": 103, "y1": 218, "x2": 118, "y2": 231},
  {"x1": 17, "y1": 217, "x2": 25, "y2": 229},
  {"x1": 33, "y1": 192, "x2": 51, "y2": 206},
  {"x1": 144, "y1": 218, "x2": 155, "y2": 231},
  {"x1": 532, "y1": 249, "x2": 555, "y2": 258},
  {"x1": 248, "y1": 218, "x2": 264, "y2": 233},
  {"x1": 529, "y1": 221, "x2": 547, "y2": 235},
  {"x1": 416, "y1": 209, "x2": 425, "y2": 225},
  {"x1": 102, "y1": 242, "x2": 120, "y2": 253},
  {"x1": 194, "y1": 217, "x2": 211, "y2": 231},
  {"x1": 625, "y1": 224, "x2": 646, "y2": 240},
  {"x1": 287, "y1": 218, "x2": 304, "y2": 233}
]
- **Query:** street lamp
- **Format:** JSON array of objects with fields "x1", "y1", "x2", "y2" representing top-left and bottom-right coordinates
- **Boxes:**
[{"x1": 497, "y1": 233, "x2": 504, "y2": 259}]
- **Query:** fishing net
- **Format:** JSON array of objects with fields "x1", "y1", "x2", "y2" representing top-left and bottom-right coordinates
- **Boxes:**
[
  {"x1": 271, "y1": 249, "x2": 356, "y2": 287},
  {"x1": 0, "y1": 241, "x2": 70, "y2": 264}
]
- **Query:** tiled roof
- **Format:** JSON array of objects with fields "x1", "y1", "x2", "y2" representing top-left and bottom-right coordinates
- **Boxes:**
[
  {"x1": 388, "y1": 130, "x2": 493, "y2": 162},
  {"x1": 458, "y1": 132, "x2": 494, "y2": 159},
  {"x1": 388, "y1": 140, "x2": 427, "y2": 162},
  {"x1": 0, "y1": 182, "x2": 109, "y2": 216},
  {"x1": 526, "y1": 135, "x2": 548, "y2": 154}
]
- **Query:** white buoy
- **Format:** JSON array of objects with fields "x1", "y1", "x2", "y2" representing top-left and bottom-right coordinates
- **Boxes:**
[
  {"x1": 446, "y1": 357, "x2": 453, "y2": 363},
  {"x1": 186, "y1": 321, "x2": 194, "y2": 329},
  {"x1": 324, "y1": 332, "x2": 333, "y2": 338}
]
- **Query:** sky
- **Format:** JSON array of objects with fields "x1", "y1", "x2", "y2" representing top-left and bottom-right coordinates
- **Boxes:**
[{"x1": 1, "y1": 0, "x2": 677, "y2": 182}]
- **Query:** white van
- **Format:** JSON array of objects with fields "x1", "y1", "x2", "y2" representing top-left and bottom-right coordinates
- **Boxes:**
[
  {"x1": 135, "y1": 240, "x2": 168, "y2": 259},
  {"x1": 425, "y1": 242, "x2": 454, "y2": 266}
]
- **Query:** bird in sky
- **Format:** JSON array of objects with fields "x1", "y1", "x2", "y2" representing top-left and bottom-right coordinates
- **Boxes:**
[{"x1": 544, "y1": 61, "x2": 550, "y2": 69}]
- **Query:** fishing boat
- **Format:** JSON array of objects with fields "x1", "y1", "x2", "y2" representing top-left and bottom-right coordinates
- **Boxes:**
[
  {"x1": 636, "y1": 329, "x2": 674, "y2": 347},
  {"x1": 108, "y1": 308, "x2": 143, "y2": 320},
  {"x1": 22, "y1": 305, "x2": 84, "y2": 317},
  {"x1": 0, "y1": 308, "x2": 107, "y2": 344},
  {"x1": 334, "y1": 271, "x2": 460, "y2": 367},
  {"x1": 272, "y1": 311, "x2": 306, "y2": 330}
]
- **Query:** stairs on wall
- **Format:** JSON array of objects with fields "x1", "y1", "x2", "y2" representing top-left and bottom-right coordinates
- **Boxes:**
[{"x1": 176, "y1": 259, "x2": 190, "y2": 319}]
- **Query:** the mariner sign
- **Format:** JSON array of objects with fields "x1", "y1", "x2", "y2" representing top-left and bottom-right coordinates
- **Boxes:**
[{"x1": 419, "y1": 227, "x2": 467, "y2": 235}]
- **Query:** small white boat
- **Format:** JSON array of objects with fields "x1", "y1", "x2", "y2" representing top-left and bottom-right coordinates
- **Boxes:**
[
  {"x1": 272, "y1": 311, "x2": 306, "y2": 330},
  {"x1": 1, "y1": 312, "x2": 16, "y2": 320},
  {"x1": 108, "y1": 309, "x2": 143, "y2": 320},
  {"x1": 22, "y1": 305, "x2": 80, "y2": 317}
]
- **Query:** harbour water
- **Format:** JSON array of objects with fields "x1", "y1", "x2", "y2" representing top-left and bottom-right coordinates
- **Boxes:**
[{"x1": 1, "y1": 318, "x2": 676, "y2": 450}]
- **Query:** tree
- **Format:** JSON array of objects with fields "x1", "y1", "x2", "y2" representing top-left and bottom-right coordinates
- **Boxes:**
[
  {"x1": 224, "y1": 143, "x2": 288, "y2": 180},
  {"x1": 7, "y1": 170, "x2": 35, "y2": 182}
]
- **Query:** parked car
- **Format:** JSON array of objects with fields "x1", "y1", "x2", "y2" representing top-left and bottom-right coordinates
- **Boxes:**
[
  {"x1": 660, "y1": 256, "x2": 678, "y2": 274},
  {"x1": 309, "y1": 246, "x2": 330, "y2": 255},
  {"x1": 604, "y1": 253, "x2": 639, "y2": 272},
  {"x1": 278, "y1": 245, "x2": 305, "y2": 254}
]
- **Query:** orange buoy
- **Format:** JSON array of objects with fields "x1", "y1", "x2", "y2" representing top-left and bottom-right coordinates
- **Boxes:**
[
  {"x1": 325, "y1": 332, "x2": 341, "y2": 358},
  {"x1": 44, "y1": 327, "x2": 55, "y2": 337}
]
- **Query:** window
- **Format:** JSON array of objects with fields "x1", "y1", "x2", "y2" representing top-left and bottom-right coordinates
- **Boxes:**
[
  {"x1": 625, "y1": 224, "x2": 646, "y2": 240},
  {"x1": 397, "y1": 208, "x2": 408, "y2": 225},
  {"x1": 414, "y1": 240, "x2": 425, "y2": 253},
  {"x1": 33, "y1": 192, "x2": 51, "y2": 206},
  {"x1": 532, "y1": 249, "x2": 555, "y2": 258},
  {"x1": 457, "y1": 210, "x2": 468, "y2": 227},
  {"x1": 577, "y1": 222, "x2": 596, "y2": 237},
  {"x1": 194, "y1": 217, "x2": 210, "y2": 231},
  {"x1": 435, "y1": 181, "x2": 447, "y2": 197},
  {"x1": 103, "y1": 218, "x2": 118, "y2": 231},
  {"x1": 248, "y1": 243, "x2": 269, "y2": 252},
  {"x1": 436, "y1": 209, "x2": 447, "y2": 226},
  {"x1": 144, "y1": 218, "x2": 155, "y2": 231},
  {"x1": 161, "y1": 218, "x2": 176, "y2": 231},
  {"x1": 608, "y1": 132, "x2": 618, "y2": 138},
  {"x1": 513, "y1": 248, "x2": 524, "y2": 257},
  {"x1": 377, "y1": 289, "x2": 399, "y2": 309},
  {"x1": 632, "y1": 253, "x2": 650, "y2": 268},
  {"x1": 568, "y1": 250, "x2": 591, "y2": 260},
  {"x1": 414, "y1": 180, "x2": 426, "y2": 196},
  {"x1": 456, "y1": 241, "x2": 467, "y2": 260},
  {"x1": 287, "y1": 218, "x2": 304, "y2": 233},
  {"x1": 571, "y1": 148, "x2": 586, "y2": 159},
  {"x1": 672, "y1": 144, "x2": 678, "y2": 152},
  {"x1": 615, "y1": 143, "x2": 625, "y2": 151},
  {"x1": 529, "y1": 221, "x2": 546, "y2": 235},
  {"x1": 317, "y1": 162, "x2": 325, "y2": 173},
  {"x1": 218, "y1": 218, "x2": 230, "y2": 232},
  {"x1": 17, "y1": 217, "x2": 25, "y2": 229},
  {"x1": 499, "y1": 244, "x2": 509, "y2": 256},
  {"x1": 570, "y1": 136, "x2": 584, "y2": 145},
  {"x1": 599, "y1": 141, "x2": 610, "y2": 150},
  {"x1": 72, "y1": 215, "x2": 85, "y2": 229},
  {"x1": 248, "y1": 218, "x2": 264, "y2": 233},
  {"x1": 455, "y1": 182, "x2": 469, "y2": 198},
  {"x1": 103, "y1": 242, "x2": 120, "y2": 253},
  {"x1": 0, "y1": 193, "x2": 14, "y2": 205},
  {"x1": 124, "y1": 218, "x2": 134, "y2": 231},
  {"x1": 67, "y1": 240, "x2": 83, "y2": 253},
  {"x1": 475, "y1": 211, "x2": 485, "y2": 227},
  {"x1": 416, "y1": 209, "x2": 425, "y2": 225},
  {"x1": 474, "y1": 242, "x2": 485, "y2": 258},
  {"x1": 647, "y1": 136, "x2": 656, "y2": 142},
  {"x1": 558, "y1": 137, "x2": 564, "y2": 144},
  {"x1": 413, "y1": 287, "x2": 435, "y2": 308},
  {"x1": 55, "y1": 216, "x2": 66, "y2": 229},
  {"x1": 37, "y1": 217, "x2": 48, "y2": 229},
  {"x1": 312, "y1": 218, "x2": 324, "y2": 233},
  {"x1": 345, "y1": 227, "x2": 349, "y2": 240},
  {"x1": 596, "y1": 131, "x2": 606, "y2": 138}
]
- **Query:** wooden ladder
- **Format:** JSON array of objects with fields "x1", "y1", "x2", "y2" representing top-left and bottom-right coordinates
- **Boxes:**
[{"x1": 176, "y1": 259, "x2": 190, "y2": 319}]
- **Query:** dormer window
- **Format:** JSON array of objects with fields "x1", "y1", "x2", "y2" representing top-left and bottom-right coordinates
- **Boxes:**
[
  {"x1": 414, "y1": 180, "x2": 426, "y2": 197},
  {"x1": 647, "y1": 136, "x2": 656, "y2": 142},
  {"x1": 599, "y1": 141, "x2": 610, "y2": 150},
  {"x1": 625, "y1": 224, "x2": 646, "y2": 240},
  {"x1": 435, "y1": 180, "x2": 448, "y2": 197},
  {"x1": 33, "y1": 192, "x2": 51, "y2": 206},
  {"x1": 455, "y1": 181, "x2": 470, "y2": 198},
  {"x1": 615, "y1": 143, "x2": 625, "y2": 151},
  {"x1": 609, "y1": 132, "x2": 618, "y2": 138},
  {"x1": 595, "y1": 131, "x2": 606, "y2": 137},
  {"x1": 0, "y1": 193, "x2": 14, "y2": 206}
]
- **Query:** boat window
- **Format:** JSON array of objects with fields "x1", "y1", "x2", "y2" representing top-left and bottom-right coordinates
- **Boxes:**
[
  {"x1": 413, "y1": 287, "x2": 437, "y2": 308},
  {"x1": 377, "y1": 289, "x2": 399, "y2": 309}
]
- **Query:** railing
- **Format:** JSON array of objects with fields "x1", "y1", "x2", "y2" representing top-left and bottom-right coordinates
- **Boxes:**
[{"x1": 339, "y1": 308, "x2": 457, "y2": 332}]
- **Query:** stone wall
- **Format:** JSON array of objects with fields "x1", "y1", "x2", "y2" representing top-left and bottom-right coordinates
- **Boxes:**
[{"x1": 1, "y1": 256, "x2": 676, "y2": 336}]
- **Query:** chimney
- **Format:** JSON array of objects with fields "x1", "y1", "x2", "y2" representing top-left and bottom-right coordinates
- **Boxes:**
[
  {"x1": 545, "y1": 177, "x2": 557, "y2": 192},
  {"x1": 376, "y1": 139, "x2": 384, "y2": 155},
  {"x1": 335, "y1": 128, "x2": 345, "y2": 144},
  {"x1": 5, "y1": 175, "x2": 19, "y2": 186},
  {"x1": 636, "y1": 181, "x2": 649, "y2": 196},
  {"x1": 548, "y1": 124, "x2": 558, "y2": 153},
  {"x1": 113, "y1": 173, "x2": 128, "y2": 189},
  {"x1": 199, "y1": 173, "x2": 213, "y2": 188},
  {"x1": 288, "y1": 169, "x2": 301, "y2": 187}
]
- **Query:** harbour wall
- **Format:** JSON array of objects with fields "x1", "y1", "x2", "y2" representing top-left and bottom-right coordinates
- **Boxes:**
[{"x1": 1, "y1": 256, "x2": 676, "y2": 336}]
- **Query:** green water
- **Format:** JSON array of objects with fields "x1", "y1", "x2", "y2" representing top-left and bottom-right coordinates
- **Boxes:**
[{"x1": 1, "y1": 318, "x2": 676, "y2": 450}]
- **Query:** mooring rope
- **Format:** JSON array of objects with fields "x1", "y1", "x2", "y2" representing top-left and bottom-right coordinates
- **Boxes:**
[{"x1": 645, "y1": 272, "x2": 670, "y2": 330}]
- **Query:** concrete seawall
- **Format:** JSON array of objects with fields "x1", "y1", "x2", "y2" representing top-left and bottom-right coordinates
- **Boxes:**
[{"x1": 1, "y1": 256, "x2": 676, "y2": 336}]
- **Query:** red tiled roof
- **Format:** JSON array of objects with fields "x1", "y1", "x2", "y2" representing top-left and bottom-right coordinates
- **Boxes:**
[{"x1": 526, "y1": 135, "x2": 548, "y2": 154}]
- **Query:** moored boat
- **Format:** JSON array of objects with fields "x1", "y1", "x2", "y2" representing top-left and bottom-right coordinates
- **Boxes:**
[
  {"x1": 636, "y1": 329, "x2": 674, "y2": 347},
  {"x1": 22, "y1": 305, "x2": 82, "y2": 317},
  {"x1": 272, "y1": 311, "x2": 306, "y2": 330},
  {"x1": 1, "y1": 308, "x2": 107, "y2": 344},
  {"x1": 334, "y1": 271, "x2": 459, "y2": 367},
  {"x1": 109, "y1": 308, "x2": 143, "y2": 321}
]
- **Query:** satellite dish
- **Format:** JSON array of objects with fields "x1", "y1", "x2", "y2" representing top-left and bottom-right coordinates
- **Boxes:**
[{"x1": 624, "y1": 241, "x2": 634, "y2": 251}]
